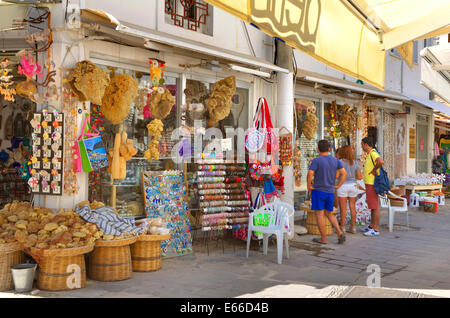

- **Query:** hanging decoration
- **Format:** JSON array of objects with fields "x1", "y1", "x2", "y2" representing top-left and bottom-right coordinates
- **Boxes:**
[
  {"x1": 18, "y1": 53, "x2": 43, "y2": 79},
  {"x1": 367, "y1": 106, "x2": 376, "y2": 127},
  {"x1": 278, "y1": 128, "x2": 293, "y2": 166},
  {"x1": 149, "y1": 58, "x2": 165, "y2": 87},
  {"x1": 61, "y1": 77, "x2": 80, "y2": 195},
  {"x1": 327, "y1": 101, "x2": 340, "y2": 138},
  {"x1": 339, "y1": 104, "x2": 356, "y2": 138},
  {"x1": 293, "y1": 140, "x2": 302, "y2": 187},
  {"x1": 0, "y1": 57, "x2": 16, "y2": 102},
  {"x1": 302, "y1": 103, "x2": 319, "y2": 140}
]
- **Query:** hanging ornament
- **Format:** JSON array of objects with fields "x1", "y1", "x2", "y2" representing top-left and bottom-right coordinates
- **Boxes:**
[
  {"x1": 0, "y1": 57, "x2": 16, "y2": 102},
  {"x1": 18, "y1": 53, "x2": 43, "y2": 79},
  {"x1": 149, "y1": 59, "x2": 165, "y2": 87}
]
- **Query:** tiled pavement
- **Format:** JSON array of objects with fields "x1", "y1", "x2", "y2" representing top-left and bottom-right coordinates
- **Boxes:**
[{"x1": 2, "y1": 203, "x2": 450, "y2": 298}]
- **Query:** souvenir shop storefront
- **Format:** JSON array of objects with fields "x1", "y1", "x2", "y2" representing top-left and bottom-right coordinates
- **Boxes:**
[
  {"x1": 291, "y1": 70, "x2": 427, "y2": 225},
  {"x1": 0, "y1": 4, "x2": 289, "y2": 267}
]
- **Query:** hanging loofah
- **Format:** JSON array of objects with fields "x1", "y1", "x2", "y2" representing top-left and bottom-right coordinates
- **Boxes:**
[
  {"x1": 15, "y1": 78, "x2": 37, "y2": 102},
  {"x1": 144, "y1": 119, "x2": 164, "y2": 162},
  {"x1": 135, "y1": 88, "x2": 149, "y2": 114},
  {"x1": 339, "y1": 104, "x2": 356, "y2": 138},
  {"x1": 207, "y1": 76, "x2": 236, "y2": 126},
  {"x1": 101, "y1": 74, "x2": 138, "y2": 125},
  {"x1": 148, "y1": 87, "x2": 175, "y2": 120},
  {"x1": 302, "y1": 105, "x2": 319, "y2": 140},
  {"x1": 68, "y1": 60, "x2": 110, "y2": 104}
]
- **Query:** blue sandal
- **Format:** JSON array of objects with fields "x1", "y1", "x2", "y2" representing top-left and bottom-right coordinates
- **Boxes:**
[{"x1": 312, "y1": 238, "x2": 327, "y2": 245}]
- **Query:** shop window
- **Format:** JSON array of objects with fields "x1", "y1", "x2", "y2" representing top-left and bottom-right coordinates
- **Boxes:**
[
  {"x1": 184, "y1": 78, "x2": 249, "y2": 131},
  {"x1": 88, "y1": 65, "x2": 181, "y2": 218},
  {"x1": 165, "y1": 0, "x2": 213, "y2": 36},
  {"x1": 0, "y1": 95, "x2": 35, "y2": 208}
]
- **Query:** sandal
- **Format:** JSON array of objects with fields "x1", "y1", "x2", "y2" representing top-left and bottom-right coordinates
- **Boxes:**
[
  {"x1": 338, "y1": 234, "x2": 346, "y2": 244},
  {"x1": 312, "y1": 238, "x2": 327, "y2": 245}
]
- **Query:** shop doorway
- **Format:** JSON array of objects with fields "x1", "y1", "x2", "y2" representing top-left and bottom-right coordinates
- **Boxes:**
[{"x1": 416, "y1": 114, "x2": 430, "y2": 173}]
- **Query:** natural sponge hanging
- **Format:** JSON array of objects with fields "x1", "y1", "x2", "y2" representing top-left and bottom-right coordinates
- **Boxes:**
[
  {"x1": 68, "y1": 60, "x2": 110, "y2": 104},
  {"x1": 302, "y1": 105, "x2": 319, "y2": 140},
  {"x1": 148, "y1": 87, "x2": 175, "y2": 120},
  {"x1": 339, "y1": 104, "x2": 356, "y2": 138},
  {"x1": 207, "y1": 76, "x2": 236, "y2": 126},
  {"x1": 144, "y1": 119, "x2": 164, "y2": 162},
  {"x1": 101, "y1": 74, "x2": 138, "y2": 125}
]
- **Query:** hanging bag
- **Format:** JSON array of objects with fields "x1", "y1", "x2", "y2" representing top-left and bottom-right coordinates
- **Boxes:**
[
  {"x1": 245, "y1": 98, "x2": 266, "y2": 153},
  {"x1": 252, "y1": 190, "x2": 267, "y2": 239},
  {"x1": 259, "y1": 97, "x2": 279, "y2": 155},
  {"x1": 74, "y1": 114, "x2": 101, "y2": 173}
]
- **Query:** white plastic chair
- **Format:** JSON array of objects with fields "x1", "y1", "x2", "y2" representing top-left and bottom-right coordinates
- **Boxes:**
[
  {"x1": 378, "y1": 191, "x2": 409, "y2": 232},
  {"x1": 246, "y1": 202, "x2": 295, "y2": 264}
]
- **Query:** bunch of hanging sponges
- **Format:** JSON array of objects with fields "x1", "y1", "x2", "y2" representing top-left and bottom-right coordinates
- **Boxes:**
[{"x1": 207, "y1": 76, "x2": 236, "y2": 127}]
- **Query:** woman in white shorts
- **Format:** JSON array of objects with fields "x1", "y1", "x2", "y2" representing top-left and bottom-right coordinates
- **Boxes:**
[{"x1": 337, "y1": 145, "x2": 363, "y2": 234}]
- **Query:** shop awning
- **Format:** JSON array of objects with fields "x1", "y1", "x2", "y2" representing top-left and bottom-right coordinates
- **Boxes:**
[
  {"x1": 404, "y1": 94, "x2": 450, "y2": 116},
  {"x1": 203, "y1": 0, "x2": 450, "y2": 90},
  {"x1": 420, "y1": 44, "x2": 450, "y2": 104},
  {"x1": 297, "y1": 69, "x2": 409, "y2": 101},
  {"x1": 80, "y1": 9, "x2": 289, "y2": 75}
]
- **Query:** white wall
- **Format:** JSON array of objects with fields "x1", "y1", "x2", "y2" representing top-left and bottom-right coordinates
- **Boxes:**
[{"x1": 83, "y1": 0, "x2": 273, "y2": 63}]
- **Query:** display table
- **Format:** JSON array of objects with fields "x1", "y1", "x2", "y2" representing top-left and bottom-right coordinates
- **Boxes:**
[{"x1": 405, "y1": 184, "x2": 442, "y2": 194}]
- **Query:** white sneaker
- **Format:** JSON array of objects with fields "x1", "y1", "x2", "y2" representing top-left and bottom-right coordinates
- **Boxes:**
[
  {"x1": 361, "y1": 225, "x2": 372, "y2": 232},
  {"x1": 363, "y1": 229, "x2": 380, "y2": 237}
]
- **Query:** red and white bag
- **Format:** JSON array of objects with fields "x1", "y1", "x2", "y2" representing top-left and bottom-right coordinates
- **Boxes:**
[{"x1": 246, "y1": 97, "x2": 279, "y2": 154}]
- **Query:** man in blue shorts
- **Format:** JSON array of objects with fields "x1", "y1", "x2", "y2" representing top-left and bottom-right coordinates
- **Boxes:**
[{"x1": 307, "y1": 139, "x2": 347, "y2": 244}]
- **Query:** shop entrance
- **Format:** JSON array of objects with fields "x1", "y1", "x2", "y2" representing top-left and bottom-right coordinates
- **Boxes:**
[{"x1": 416, "y1": 114, "x2": 430, "y2": 173}]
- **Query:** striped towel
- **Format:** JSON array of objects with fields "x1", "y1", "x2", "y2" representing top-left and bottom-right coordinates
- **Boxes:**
[{"x1": 75, "y1": 204, "x2": 144, "y2": 236}]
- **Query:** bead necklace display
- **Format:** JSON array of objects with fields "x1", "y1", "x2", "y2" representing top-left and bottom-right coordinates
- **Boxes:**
[{"x1": 197, "y1": 161, "x2": 250, "y2": 232}]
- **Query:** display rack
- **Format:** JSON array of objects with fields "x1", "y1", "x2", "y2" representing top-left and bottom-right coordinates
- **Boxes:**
[
  {"x1": 142, "y1": 170, "x2": 193, "y2": 258},
  {"x1": 195, "y1": 159, "x2": 250, "y2": 254}
]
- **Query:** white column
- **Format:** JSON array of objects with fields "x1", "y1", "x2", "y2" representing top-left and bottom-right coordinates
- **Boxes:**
[{"x1": 276, "y1": 71, "x2": 294, "y2": 238}]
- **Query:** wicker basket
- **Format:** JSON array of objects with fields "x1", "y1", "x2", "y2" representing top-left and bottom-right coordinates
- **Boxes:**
[
  {"x1": 0, "y1": 243, "x2": 26, "y2": 291},
  {"x1": 130, "y1": 234, "x2": 170, "y2": 272},
  {"x1": 26, "y1": 244, "x2": 94, "y2": 291},
  {"x1": 88, "y1": 237, "x2": 137, "y2": 282},
  {"x1": 305, "y1": 209, "x2": 337, "y2": 235},
  {"x1": 388, "y1": 194, "x2": 406, "y2": 207}
]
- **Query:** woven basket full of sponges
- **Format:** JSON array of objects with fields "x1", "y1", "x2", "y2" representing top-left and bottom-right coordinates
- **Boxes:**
[
  {"x1": 0, "y1": 243, "x2": 26, "y2": 291},
  {"x1": 25, "y1": 244, "x2": 94, "y2": 291}
]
